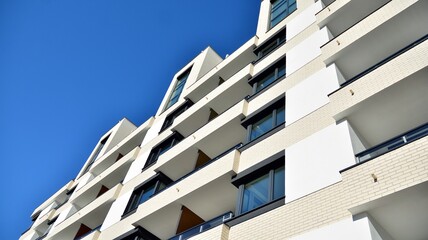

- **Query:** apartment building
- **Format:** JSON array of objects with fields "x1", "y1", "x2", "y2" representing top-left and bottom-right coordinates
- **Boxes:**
[{"x1": 20, "y1": 0, "x2": 428, "y2": 239}]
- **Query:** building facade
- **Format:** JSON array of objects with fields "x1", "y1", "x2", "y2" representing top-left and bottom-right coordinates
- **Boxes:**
[{"x1": 20, "y1": 0, "x2": 428, "y2": 239}]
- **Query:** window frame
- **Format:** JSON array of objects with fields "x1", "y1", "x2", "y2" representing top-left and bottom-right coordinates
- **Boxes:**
[
  {"x1": 253, "y1": 28, "x2": 286, "y2": 62},
  {"x1": 244, "y1": 103, "x2": 285, "y2": 143},
  {"x1": 165, "y1": 67, "x2": 192, "y2": 110},
  {"x1": 82, "y1": 134, "x2": 110, "y2": 175},
  {"x1": 249, "y1": 57, "x2": 286, "y2": 95},
  {"x1": 270, "y1": 0, "x2": 297, "y2": 29},
  {"x1": 144, "y1": 132, "x2": 184, "y2": 169},
  {"x1": 123, "y1": 173, "x2": 172, "y2": 216},
  {"x1": 231, "y1": 151, "x2": 285, "y2": 217},
  {"x1": 159, "y1": 99, "x2": 194, "y2": 133}
]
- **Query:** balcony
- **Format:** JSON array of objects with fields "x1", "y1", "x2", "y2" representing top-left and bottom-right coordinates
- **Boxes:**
[
  {"x1": 316, "y1": 0, "x2": 390, "y2": 30},
  {"x1": 70, "y1": 146, "x2": 139, "y2": 203},
  {"x1": 47, "y1": 184, "x2": 121, "y2": 239},
  {"x1": 356, "y1": 123, "x2": 428, "y2": 163},
  {"x1": 155, "y1": 100, "x2": 247, "y2": 180},
  {"x1": 333, "y1": 65, "x2": 428, "y2": 163},
  {"x1": 322, "y1": 0, "x2": 427, "y2": 81},
  {"x1": 87, "y1": 118, "x2": 152, "y2": 176},
  {"x1": 169, "y1": 212, "x2": 232, "y2": 240},
  {"x1": 341, "y1": 135, "x2": 428, "y2": 240},
  {"x1": 128, "y1": 149, "x2": 240, "y2": 239},
  {"x1": 185, "y1": 37, "x2": 257, "y2": 103},
  {"x1": 171, "y1": 64, "x2": 252, "y2": 137}
]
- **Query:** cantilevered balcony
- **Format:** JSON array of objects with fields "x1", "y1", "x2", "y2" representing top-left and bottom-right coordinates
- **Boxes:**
[
  {"x1": 126, "y1": 149, "x2": 240, "y2": 240},
  {"x1": 355, "y1": 123, "x2": 428, "y2": 163},
  {"x1": 155, "y1": 100, "x2": 247, "y2": 180},
  {"x1": 335, "y1": 67, "x2": 428, "y2": 164},
  {"x1": 70, "y1": 146, "x2": 139, "y2": 202},
  {"x1": 322, "y1": 0, "x2": 427, "y2": 83},
  {"x1": 185, "y1": 37, "x2": 257, "y2": 103},
  {"x1": 316, "y1": 0, "x2": 390, "y2": 32},
  {"x1": 88, "y1": 118, "x2": 152, "y2": 176},
  {"x1": 46, "y1": 184, "x2": 122, "y2": 240},
  {"x1": 171, "y1": 64, "x2": 252, "y2": 138}
]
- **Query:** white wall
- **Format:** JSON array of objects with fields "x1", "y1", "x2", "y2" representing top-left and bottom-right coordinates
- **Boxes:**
[
  {"x1": 75, "y1": 172, "x2": 95, "y2": 192},
  {"x1": 123, "y1": 118, "x2": 164, "y2": 183},
  {"x1": 286, "y1": 63, "x2": 341, "y2": 125},
  {"x1": 287, "y1": 1, "x2": 323, "y2": 40},
  {"x1": 347, "y1": 121, "x2": 368, "y2": 155},
  {"x1": 104, "y1": 119, "x2": 137, "y2": 153},
  {"x1": 52, "y1": 204, "x2": 78, "y2": 229},
  {"x1": 194, "y1": 47, "x2": 223, "y2": 80},
  {"x1": 289, "y1": 215, "x2": 381, "y2": 240},
  {"x1": 35, "y1": 201, "x2": 57, "y2": 226},
  {"x1": 22, "y1": 232, "x2": 39, "y2": 240},
  {"x1": 256, "y1": 0, "x2": 271, "y2": 37},
  {"x1": 122, "y1": 149, "x2": 151, "y2": 184},
  {"x1": 287, "y1": 27, "x2": 331, "y2": 76},
  {"x1": 286, "y1": 121, "x2": 356, "y2": 202},
  {"x1": 100, "y1": 190, "x2": 133, "y2": 231}
]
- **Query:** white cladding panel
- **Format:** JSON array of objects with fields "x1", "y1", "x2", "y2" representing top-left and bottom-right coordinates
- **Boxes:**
[
  {"x1": 287, "y1": 27, "x2": 331, "y2": 76},
  {"x1": 100, "y1": 190, "x2": 133, "y2": 231},
  {"x1": 75, "y1": 172, "x2": 95, "y2": 192},
  {"x1": 122, "y1": 149, "x2": 151, "y2": 184},
  {"x1": 290, "y1": 216, "x2": 373, "y2": 240},
  {"x1": 286, "y1": 121, "x2": 356, "y2": 202},
  {"x1": 286, "y1": 64, "x2": 340, "y2": 125},
  {"x1": 287, "y1": 1, "x2": 323, "y2": 40}
]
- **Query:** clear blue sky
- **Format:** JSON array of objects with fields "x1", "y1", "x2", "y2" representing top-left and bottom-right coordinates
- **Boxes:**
[{"x1": 0, "y1": 1, "x2": 260, "y2": 239}]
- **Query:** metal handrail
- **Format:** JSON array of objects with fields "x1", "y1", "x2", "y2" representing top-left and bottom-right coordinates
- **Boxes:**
[
  {"x1": 169, "y1": 212, "x2": 233, "y2": 240},
  {"x1": 356, "y1": 122, "x2": 428, "y2": 163}
]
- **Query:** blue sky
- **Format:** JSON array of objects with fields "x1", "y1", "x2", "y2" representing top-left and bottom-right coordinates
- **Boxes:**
[{"x1": 0, "y1": 1, "x2": 260, "y2": 239}]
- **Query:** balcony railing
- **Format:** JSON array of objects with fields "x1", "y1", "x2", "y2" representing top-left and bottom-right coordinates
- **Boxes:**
[
  {"x1": 169, "y1": 212, "x2": 233, "y2": 240},
  {"x1": 356, "y1": 123, "x2": 428, "y2": 163},
  {"x1": 329, "y1": 34, "x2": 428, "y2": 96}
]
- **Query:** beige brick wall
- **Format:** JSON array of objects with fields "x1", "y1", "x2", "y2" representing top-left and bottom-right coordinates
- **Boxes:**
[
  {"x1": 228, "y1": 135, "x2": 428, "y2": 240},
  {"x1": 329, "y1": 40, "x2": 428, "y2": 119}
]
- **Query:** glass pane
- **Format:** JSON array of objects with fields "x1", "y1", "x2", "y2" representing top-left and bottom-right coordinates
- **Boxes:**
[
  {"x1": 157, "y1": 182, "x2": 166, "y2": 192},
  {"x1": 167, "y1": 95, "x2": 179, "y2": 108},
  {"x1": 271, "y1": 11, "x2": 287, "y2": 27},
  {"x1": 260, "y1": 41, "x2": 278, "y2": 58},
  {"x1": 256, "y1": 72, "x2": 276, "y2": 92},
  {"x1": 276, "y1": 106, "x2": 285, "y2": 125},
  {"x1": 278, "y1": 65, "x2": 286, "y2": 78},
  {"x1": 241, "y1": 174, "x2": 269, "y2": 213},
  {"x1": 139, "y1": 184, "x2": 156, "y2": 204},
  {"x1": 271, "y1": 1, "x2": 287, "y2": 19},
  {"x1": 273, "y1": 167, "x2": 285, "y2": 200},
  {"x1": 250, "y1": 113, "x2": 273, "y2": 141}
]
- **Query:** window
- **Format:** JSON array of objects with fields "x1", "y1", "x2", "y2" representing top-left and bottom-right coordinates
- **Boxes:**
[
  {"x1": 232, "y1": 153, "x2": 285, "y2": 216},
  {"x1": 160, "y1": 99, "x2": 193, "y2": 133},
  {"x1": 246, "y1": 104, "x2": 285, "y2": 142},
  {"x1": 123, "y1": 173, "x2": 172, "y2": 215},
  {"x1": 249, "y1": 58, "x2": 285, "y2": 94},
  {"x1": 82, "y1": 134, "x2": 110, "y2": 174},
  {"x1": 270, "y1": 0, "x2": 296, "y2": 28},
  {"x1": 165, "y1": 68, "x2": 192, "y2": 110},
  {"x1": 254, "y1": 29, "x2": 286, "y2": 61},
  {"x1": 144, "y1": 132, "x2": 184, "y2": 168}
]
